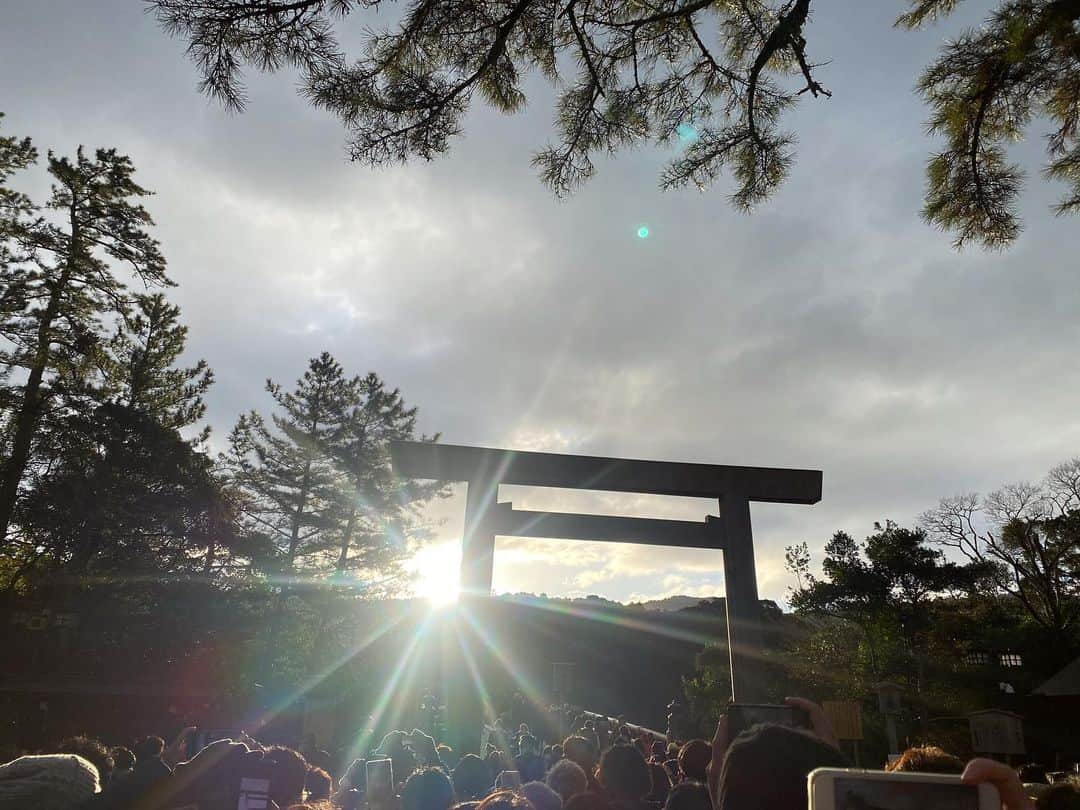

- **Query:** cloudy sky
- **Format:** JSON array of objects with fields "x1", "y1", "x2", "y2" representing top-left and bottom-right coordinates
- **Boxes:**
[{"x1": 3, "y1": 1, "x2": 1078, "y2": 604}]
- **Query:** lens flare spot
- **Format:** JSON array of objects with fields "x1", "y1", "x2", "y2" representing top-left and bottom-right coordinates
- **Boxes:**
[
  {"x1": 676, "y1": 123, "x2": 698, "y2": 143},
  {"x1": 637, "y1": 225, "x2": 650, "y2": 239}
]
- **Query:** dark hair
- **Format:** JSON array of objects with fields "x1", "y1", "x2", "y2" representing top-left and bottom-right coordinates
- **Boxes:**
[
  {"x1": 308, "y1": 749, "x2": 333, "y2": 776},
  {"x1": 677, "y1": 740, "x2": 711, "y2": 782},
  {"x1": 112, "y1": 746, "x2": 136, "y2": 771},
  {"x1": 306, "y1": 766, "x2": 333, "y2": 801},
  {"x1": 886, "y1": 745, "x2": 964, "y2": 775},
  {"x1": 403, "y1": 767, "x2": 456, "y2": 810},
  {"x1": 263, "y1": 745, "x2": 309, "y2": 807},
  {"x1": 663, "y1": 782, "x2": 710, "y2": 810},
  {"x1": 1019, "y1": 763, "x2": 1050, "y2": 785},
  {"x1": 59, "y1": 735, "x2": 114, "y2": 784},
  {"x1": 598, "y1": 744, "x2": 650, "y2": 800},
  {"x1": 1037, "y1": 780, "x2": 1080, "y2": 810},
  {"x1": 476, "y1": 789, "x2": 533, "y2": 810},
  {"x1": 521, "y1": 780, "x2": 564, "y2": 810},
  {"x1": 646, "y1": 762, "x2": 671, "y2": 804},
  {"x1": 547, "y1": 759, "x2": 588, "y2": 802},
  {"x1": 454, "y1": 753, "x2": 494, "y2": 800},
  {"x1": 564, "y1": 791, "x2": 614, "y2": 810},
  {"x1": 715, "y1": 724, "x2": 847, "y2": 810},
  {"x1": 134, "y1": 736, "x2": 166, "y2": 760},
  {"x1": 563, "y1": 736, "x2": 599, "y2": 772}
]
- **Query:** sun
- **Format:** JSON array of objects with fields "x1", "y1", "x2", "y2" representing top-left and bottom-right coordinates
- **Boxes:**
[{"x1": 410, "y1": 541, "x2": 462, "y2": 607}]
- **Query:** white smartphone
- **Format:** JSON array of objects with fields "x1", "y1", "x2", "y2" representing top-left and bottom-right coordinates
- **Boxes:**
[
  {"x1": 366, "y1": 757, "x2": 394, "y2": 802},
  {"x1": 497, "y1": 770, "x2": 523, "y2": 789},
  {"x1": 808, "y1": 767, "x2": 1000, "y2": 810}
]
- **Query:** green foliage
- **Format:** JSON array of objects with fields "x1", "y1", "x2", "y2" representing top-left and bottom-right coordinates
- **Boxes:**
[
  {"x1": 911, "y1": 0, "x2": 1080, "y2": 247},
  {"x1": 105, "y1": 293, "x2": 214, "y2": 441},
  {"x1": 152, "y1": 1, "x2": 1080, "y2": 248},
  {"x1": 0, "y1": 131, "x2": 171, "y2": 547},
  {"x1": 12, "y1": 403, "x2": 231, "y2": 589},
  {"x1": 921, "y1": 459, "x2": 1080, "y2": 651},
  {"x1": 222, "y1": 352, "x2": 443, "y2": 588}
]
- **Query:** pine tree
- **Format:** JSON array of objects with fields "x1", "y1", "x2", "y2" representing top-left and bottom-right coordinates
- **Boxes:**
[
  {"x1": 0, "y1": 137, "x2": 170, "y2": 547},
  {"x1": 223, "y1": 352, "x2": 359, "y2": 578},
  {"x1": 152, "y1": 0, "x2": 1080, "y2": 248},
  {"x1": 106, "y1": 292, "x2": 214, "y2": 443},
  {"x1": 330, "y1": 372, "x2": 443, "y2": 585},
  {"x1": 223, "y1": 354, "x2": 442, "y2": 590},
  {"x1": 6, "y1": 289, "x2": 225, "y2": 592},
  {"x1": 12, "y1": 403, "x2": 227, "y2": 591}
]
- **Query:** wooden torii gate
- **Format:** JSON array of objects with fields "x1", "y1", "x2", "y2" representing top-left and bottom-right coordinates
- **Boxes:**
[{"x1": 390, "y1": 441, "x2": 822, "y2": 748}]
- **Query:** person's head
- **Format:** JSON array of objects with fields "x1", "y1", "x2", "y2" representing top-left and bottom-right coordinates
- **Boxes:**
[
  {"x1": 886, "y1": 746, "x2": 964, "y2": 775},
  {"x1": 1020, "y1": 764, "x2": 1050, "y2": 785},
  {"x1": 477, "y1": 789, "x2": 534, "y2": 810},
  {"x1": 306, "y1": 766, "x2": 333, "y2": 801},
  {"x1": 645, "y1": 763, "x2": 671, "y2": 803},
  {"x1": 1037, "y1": 779, "x2": 1080, "y2": 810},
  {"x1": 598, "y1": 745, "x2": 650, "y2": 801},
  {"x1": 715, "y1": 724, "x2": 847, "y2": 810},
  {"x1": 547, "y1": 758, "x2": 588, "y2": 802},
  {"x1": 562, "y1": 737, "x2": 599, "y2": 775},
  {"x1": 662, "y1": 781, "x2": 710, "y2": 810},
  {"x1": 308, "y1": 749, "x2": 333, "y2": 776},
  {"x1": 403, "y1": 767, "x2": 455, "y2": 810},
  {"x1": 111, "y1": 746, "x2": 136, "y2": 772},
  {"x1": 454, "y1": 753, "x2": 494, "y2": 801},
  {"x1": 519, "y1": 725, "x2": 530, "y2": 735},
  {"x1": 439, "y1": 745, "x2": 460, "y2": 770},
  {"x1": 133, "y1": 736, "x2": 166, "y2": 763},
  {"x1": 263, "y1": 745, "x2": 309, "y2": 807},
  {"x1": 486, "y1": 749, "x2": 509, "y2": 779},
  {"x1": 57, "y1": 736, "x2": 113, "y2": 786},
  {"x1": 0, "y1": 753, "x2": 100, "y2": 809},
  {"x1": 676, "y1": 740, "x2": 710, "y2": 782},
  {"x1": 522, "y1": 781, "x2": 563, "y2": 810}
]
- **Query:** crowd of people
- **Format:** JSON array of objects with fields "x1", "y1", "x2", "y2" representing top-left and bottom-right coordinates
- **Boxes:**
[{"x1": 1, "y1": 696, "x2": 1077, "y2": 810}]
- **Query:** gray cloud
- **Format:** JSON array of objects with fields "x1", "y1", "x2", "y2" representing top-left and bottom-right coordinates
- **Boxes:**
[{"x1": 2, "y1": 0, "x2": 1078, "y2": 602}]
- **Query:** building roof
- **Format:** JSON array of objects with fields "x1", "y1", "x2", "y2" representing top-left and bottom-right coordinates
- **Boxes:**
[{"x1": 1032, "y1": 656, "x2": 1080, "y2": 697}]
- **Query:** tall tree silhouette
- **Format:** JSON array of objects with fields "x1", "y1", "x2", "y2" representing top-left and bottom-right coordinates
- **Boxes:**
[
  {"x1": 151, "y1": 0, "x2": 1080, "y2": 248},
  {"x1": 105, "y1": 293, "x2": 214, "y2": 442},
  {"x1": 7, "y1": 288, "x2": 222, "y2": 592},
  {"x1": 224, "y1": 353, "x2": 358, "y2": 579},
  {"x1": 223, "y1": 354, "x2": 442, "y2": 590},
  {"x1": 0, "y1": 132, "x2": 169, "y2": 547},
  {"x1": 921, "y1": 458, "x2": 1080, "y2": 649},
  {"x1": 330, "y1": 372, "x2": 442, "y2": 581}
]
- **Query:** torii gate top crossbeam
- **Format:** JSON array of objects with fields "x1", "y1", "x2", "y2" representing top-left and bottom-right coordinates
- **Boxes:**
[{"x1": 390, "y1": 441, "x2": 821, "y2": 503}]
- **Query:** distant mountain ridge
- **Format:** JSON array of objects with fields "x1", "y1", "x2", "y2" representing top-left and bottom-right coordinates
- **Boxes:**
[
  {"x1": 631, "y1": 594, "x2": 715, "y2": 612},
  {"x1": 496, "y1": 592, "x2": 719, "y2": 612}
]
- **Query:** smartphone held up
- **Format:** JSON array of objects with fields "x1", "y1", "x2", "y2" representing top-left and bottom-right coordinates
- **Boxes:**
[{"x1": 808, "y1": 768, "x2": 1000, "y2": 810}]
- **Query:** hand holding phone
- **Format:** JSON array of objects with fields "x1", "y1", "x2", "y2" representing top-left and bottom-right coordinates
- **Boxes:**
[
  {"x1": 497, "y1": 770, "x2": 522, "y2": 790},
  {"x1": 366, "y1": 757, "x2": 394, "y2": 804},
  {"x1": 809, "y1": 768, "x2": 1000, "y2": 810}
]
